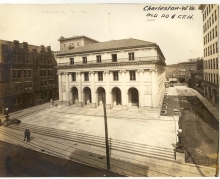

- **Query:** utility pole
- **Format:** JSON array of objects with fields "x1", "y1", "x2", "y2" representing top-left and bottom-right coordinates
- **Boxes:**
[{"x1": 102, "y1": 92, "x2": 110, "y2": 170}]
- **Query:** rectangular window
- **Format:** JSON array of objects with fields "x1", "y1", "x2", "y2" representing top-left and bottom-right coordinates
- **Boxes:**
[
  {"x1": 44, "y1": 70, "x2": 47, "y2": 76},
  {"x1": 112, "y1": 54, "x2": 117, "y2": 62},
  {"x1": 13, "y1": 70, "x2": 22, "y2": 79},
  {"x1": 48, "y1": 70, "x2": 51, "y2": 77},
  {"x1": 128, "y1": 52, "x2": 134, "y2": 61},
  {"x1": 98, "y1": 72, "x2": 103, "y2": 81},
  {"x1": 212, "y1": 29, "x2": 214, "y2": 39},
  {"x1": 14, "y1": 82, "x2": 23, "y2": 92},
  {"x1": 215, "y1": 10, "x2": 217, "y2": 21},
  {"x1": 217, "y1": 74, "x2": 219, "y2": 84},
  {"x1": 213, "y1": 44, "x2": 215, "y2": 54},
  {"x1": 210, "y1": 45, "x2": 212, "y2": 55},
  {"x1": 72, "y1": 73, "x2": 76, "y2": 81},
  {"x1": 215, "y1": 26, "x2": 218, "y2": 37},
  {"x1": 113, "y1": 71, "x2": 119, "y2": 81},
  {"x1": 83, "y1": 57, "x2": 87, "y2": 64},
  {"x1": 216, "y1": 42, "x2": 218, "y2": 53},
  {"x1": 70, "y1": 58, "x2": 74, "y2": 64},
  {"x1": 84, "y1": 72, "x2": 89, "y2": 81},
  {"x1": 96, "y1": 55, "x2": 101, "y2": 63},
  {"x1": 17, "y1": 70, "x2": 21, "y2": 78},
  {"x1": 51, "y1": 70, "x2": 54, "y2": 76},
  {"x1": 129, "y1": 71, "x2": 136, "y2": 81},
  {"x1": 213, "y1": 59, "x2": 216, "y2": 69},
  {"x1": 216, "y1": 58, "x2": 218, "y2": 69}
]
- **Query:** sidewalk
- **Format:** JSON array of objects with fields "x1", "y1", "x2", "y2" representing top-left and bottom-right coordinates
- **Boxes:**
[{"x1": 189, "y1": 88, "x2": 219, "y2": 121}]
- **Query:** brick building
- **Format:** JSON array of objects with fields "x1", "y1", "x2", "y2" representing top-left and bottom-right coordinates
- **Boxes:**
[
  {"x1": 199, "y1": 4, "x2": 219, "y2": 108},
  {"x1": 165, "y1": 62, "x2": 197, "y2": 83},
  {"x1": 0, "y1": 40, "x2": 58, "y2": 114}
]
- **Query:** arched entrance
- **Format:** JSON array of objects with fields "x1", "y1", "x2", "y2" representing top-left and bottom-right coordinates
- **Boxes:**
[
  {"x1": 97, "y1": 87, "x2": 105, "y2": 106},
  {"x1": 72, "y1": 87, "x2": 78, "y2": 104},
  {"x1": 83, "y1": 87, "x2": 91, "y2": 105},
  {"x1": 112, "y1": 87, "x2": 121, "y2": 106},
  {"x1": 128, "y1": 87, "x2": 139, "y2": 106}
]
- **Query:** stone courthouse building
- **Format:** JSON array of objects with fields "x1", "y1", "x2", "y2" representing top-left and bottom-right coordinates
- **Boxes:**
[{"x1": 56, "y1": 36, "x2": 166, "y2": 113}]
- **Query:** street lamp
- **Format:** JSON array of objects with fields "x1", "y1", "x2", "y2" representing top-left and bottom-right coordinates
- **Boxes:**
[
  {"x1": 5, "y1": 108, "x2": 9, "y2": 120},
  {"x1": 102, "y1": 92, "x2": 110, "y2": 170},
  {"x1": 4, "y1": 108, "x2": 10, "y2": 127}
]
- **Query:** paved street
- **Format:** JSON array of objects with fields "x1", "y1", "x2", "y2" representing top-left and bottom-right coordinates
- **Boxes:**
[
  {"x1": 164, "y1": 85, "x2": 219, "y2": 167},
  {"x1": 0, "y1": 84, "x2": 217, "y2": 176},
  {"x1": 0, "y1": 140, "x2": 122, "y2": 177}
]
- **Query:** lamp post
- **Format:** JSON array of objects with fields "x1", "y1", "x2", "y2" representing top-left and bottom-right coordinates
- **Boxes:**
[
  {"x1": 102, "y1": 92, "x2": 110, "y2": 170},
  {"x1": 5, "y1": 108, "x2": 9, "y2": 120},
  {"x1": 4, "y1": 108, "x2": 10, "y2": 127}
]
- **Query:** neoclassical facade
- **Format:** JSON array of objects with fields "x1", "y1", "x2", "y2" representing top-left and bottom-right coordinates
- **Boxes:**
[{"x1": 56, "y1": 37, "x2": 166, "y2": 112}]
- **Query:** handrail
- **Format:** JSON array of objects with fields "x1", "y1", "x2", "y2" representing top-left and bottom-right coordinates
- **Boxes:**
[{"x1": 57, "y1": 56, "x2": 159, "y2": 66}]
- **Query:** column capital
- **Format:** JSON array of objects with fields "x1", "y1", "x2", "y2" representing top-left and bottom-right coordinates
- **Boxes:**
[
  {"x1": 149, "y1": 69, "x2": 157, "y2": 73},
  {"x1": 57, "y1": 72, "x2": 63, "y2": 75},
  {"x1": 119, "y1": 70, "x2": 126, "y2": 73},
  {"x1": 76, "y1": 72, "x2": 81, "y2": 75},
  {"x1": 64, "y1": 72, "x2": 69, "y2": 75},
  {"x1": 137, "y1": 69, "x2": 145, "y2": 73},
  {"x1": 89, "y1": 71, "x2": 95, "y2": 74},
  {"x1": 103, "y1": 70, "x2": 110, "y2": 74}
]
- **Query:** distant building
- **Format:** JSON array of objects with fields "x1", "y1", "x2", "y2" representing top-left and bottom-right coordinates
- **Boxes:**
[
  {"x1": 165, "y1": 62, "x2": 197, "y2": 83},
  {"x1": 0, "y1": 40, "x2": 58, "y2": 114},
  {"x1": 55, "y1": 36, "x2": 166, "y2": 116},
  {"x1": 199, "y1": 4, "x2": 219, "y2": 108}
]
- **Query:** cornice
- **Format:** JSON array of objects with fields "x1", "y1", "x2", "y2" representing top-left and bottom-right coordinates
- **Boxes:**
[{"x1": 56, "y1": 60, "x2": 158, "y2": 69}]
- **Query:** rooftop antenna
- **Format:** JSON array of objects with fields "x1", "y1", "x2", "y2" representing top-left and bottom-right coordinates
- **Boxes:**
[{"x1": 109, "y1": 13, "x2": 113, "y2": 40}]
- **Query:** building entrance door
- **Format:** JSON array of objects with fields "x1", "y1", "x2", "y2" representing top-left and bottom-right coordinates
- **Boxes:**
[
  {"x1": 116, "y1": 90, "x2": 121, "y2": 105},
  {"x1": 131, "y1": 88, "x2": 139, "y2": 106}
]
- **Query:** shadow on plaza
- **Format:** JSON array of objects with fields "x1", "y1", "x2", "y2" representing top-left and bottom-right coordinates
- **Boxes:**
[{"x1": 68, "y1": 149, "x2": 151, "y2": 177}]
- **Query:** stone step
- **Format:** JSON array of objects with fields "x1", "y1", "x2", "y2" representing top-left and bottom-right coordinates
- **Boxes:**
[{"x1": 8, "y1": 123, "x2": 175, "y2": 161}]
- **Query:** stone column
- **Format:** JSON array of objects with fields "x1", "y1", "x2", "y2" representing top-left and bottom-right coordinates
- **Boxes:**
[
  {"x1": 138, "y1": 69, "x2": 145, "y2": 108},
  {"x1": 120, "y1": 70, "x2": 127, "y2": 110},
  {"x1": 150, "y1": 69, "x2": 158, "y2": 108},
  {"x1": 104, "y1": 70, "x2": 111, "y2": 109},
  {"x1": 77, "y1": 72, "x2": 83, "y2": 107},
  {"x1": 89, "y1": 71, "x2": 96, "y2": 108},
  {"x1": 58, "y1": 72, "x2": 63, "y2": 103},
  {"x1": 65, "y1": 72, "x2": 70, "y2": 106}
]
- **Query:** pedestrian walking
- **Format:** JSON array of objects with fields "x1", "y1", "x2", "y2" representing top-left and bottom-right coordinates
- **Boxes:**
[
  {"x1": 5, "y1": 155, "x2": 11, "y2": 176},
  {"x1": 27, "y1": 129, "x2": 31, "y2": 142},
  {"x1": 24, "y1": 129, "x2": 28, "y2": 141}
]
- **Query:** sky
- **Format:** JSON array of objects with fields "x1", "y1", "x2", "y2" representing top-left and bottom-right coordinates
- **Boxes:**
[{"x1": 0, "y1": 2, "x2": 213, "y2": 64}]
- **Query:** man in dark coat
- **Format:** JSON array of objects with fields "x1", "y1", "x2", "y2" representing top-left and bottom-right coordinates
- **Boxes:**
[
  {"x1": 27, "y1": 129, "x2": 31, "y2": 142},
  {"x1": 24, "y1": 129, "x2": 28, "y2": 141}
]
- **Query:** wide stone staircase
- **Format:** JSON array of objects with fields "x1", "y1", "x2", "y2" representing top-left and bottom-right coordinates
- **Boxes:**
[{"x1": 7, "y1": 123, "x2": 175, "y2": 162}]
